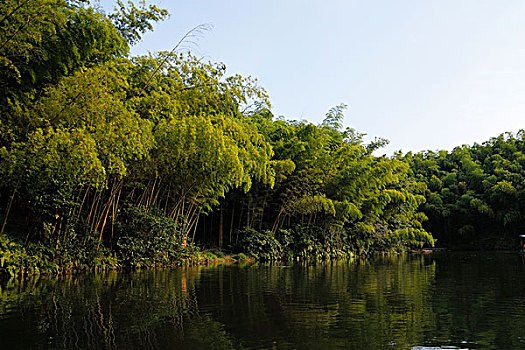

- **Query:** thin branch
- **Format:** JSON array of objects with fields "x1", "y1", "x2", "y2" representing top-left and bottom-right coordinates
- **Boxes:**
[
  {"x1": 0, "y1": 15, "x2": 30, "y2": 52},
  {"x1": 136, "y1": 23, "x2": 212, "y2": 98},
  {"x1": 0, "y1": 0, "x2": 33, "y2": 27}
]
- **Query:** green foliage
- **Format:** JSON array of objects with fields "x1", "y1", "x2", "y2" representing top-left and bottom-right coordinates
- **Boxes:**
[
  {"x1": 237, "y1": 225, "x2": 376, "y2": 261},
  {"x1": 0, "y1": 233, "x2": 118, "y2": 277},
  {"x1": 152, "y1": 112, "x2": 273, "y2": 212},
  {"x1": 0, "y1": 0, "x2": 437, "y2": 275},
  {"x1": 286, "y1": 225, "x2": 348, "y2": 260},
  {"x1": 234, "y1": 104, "x2": 433, "y2": 252},
  {"x1": 116, "y1": 204, "x2": 191, "y2": 267},
  {"x1": 109, "y1": 0, "x2": 169, "y2": 45},
  {"x1": 321, "y1": 103, "x2": 346, "y2": 130},
  {"x1": 0, "y1": 0, "x2": 128, "y2": 110},
  {"x1": 0, "y1": 235, "x2": 42, "y2": 277},
  {"x1": 402, "y1": 130, "x2": 525, "y2": 248},
  {"x1": 238, "y1": 229, "x2": 282, "y2": 261}
]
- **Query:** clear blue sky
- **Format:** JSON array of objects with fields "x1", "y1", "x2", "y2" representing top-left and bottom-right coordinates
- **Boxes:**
[{"x1": 100, "y1": 0, "x2": 525, "y2": 155}]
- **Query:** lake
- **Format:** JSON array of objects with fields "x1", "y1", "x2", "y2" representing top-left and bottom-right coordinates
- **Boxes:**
[{"x1": 1, "y1": 252, "x2": 525, "y2": 349}]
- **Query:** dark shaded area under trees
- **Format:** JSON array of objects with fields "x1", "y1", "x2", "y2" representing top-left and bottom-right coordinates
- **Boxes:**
[{"x1": 0, "y1": 0, "x2": 516, "y2": 276}]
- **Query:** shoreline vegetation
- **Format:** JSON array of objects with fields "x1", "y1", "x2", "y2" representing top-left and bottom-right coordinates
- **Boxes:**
[{"x1": 0, "y1": 1, "x2": 523, "y2": 277}]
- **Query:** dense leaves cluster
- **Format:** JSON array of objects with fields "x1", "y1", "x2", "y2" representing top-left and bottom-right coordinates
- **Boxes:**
[
  {"x1": 401, "y1": 132, "x2": 525, "y2": 249},
  {"x1": 0, "y1": 0, "x2": 433, "y2": 274},
  {"x1": 218, "y1": 106, "x2": 434, "y2": 258}
]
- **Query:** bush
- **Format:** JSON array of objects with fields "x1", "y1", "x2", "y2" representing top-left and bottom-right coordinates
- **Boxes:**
[
  {"x1": 0, "y1": 235, "x2": 43, "y2": 277},
  {"x1": 237, "y1": 228, "x2": 282, "y2": 261},
  {"x1": 115, "y1": 204, "x2": 191, "y2": 267},
  {"x1": 237, "y1": 226, "x2": 358, "y2": 261},
  {"x1": 0, "y1": 232, "x2": 118, "y2": 276},
  {"x1": 286, "y1": 225, "x2": 353, "y2": 260}
]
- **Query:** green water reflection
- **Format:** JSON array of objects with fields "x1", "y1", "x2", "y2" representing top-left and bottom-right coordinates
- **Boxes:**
[{"x1": 1, "y1": 253, "x2": 525, "y2": 349}]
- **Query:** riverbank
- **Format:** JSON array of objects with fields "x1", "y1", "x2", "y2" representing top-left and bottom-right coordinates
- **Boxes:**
[
  {"x1": 0, "y1": 224, "x2": 429, "y2": 277},
  {"x1": 0, "y1": 234, "x2": 256, "y2": 277}
]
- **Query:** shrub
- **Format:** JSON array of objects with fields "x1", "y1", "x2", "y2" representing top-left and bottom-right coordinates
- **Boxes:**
[
  {"x1": 237, "y1": 228, "x2": 282, "y2": 261},
  {"x1": 115, "y1": 204, "x2": 189, "y2": 267}
]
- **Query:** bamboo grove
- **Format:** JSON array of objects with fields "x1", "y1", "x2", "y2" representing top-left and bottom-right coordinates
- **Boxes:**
[
  {"x1": 401, "y1": 132, "x2": 525, "y2": 250},
  {"x1": 4, "y1": 0, "x2": 498, "y2": 275}
]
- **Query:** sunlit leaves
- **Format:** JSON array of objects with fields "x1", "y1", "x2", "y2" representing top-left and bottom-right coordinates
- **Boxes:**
[
  {"x1": 256, "y1": 106, "x2": 434, "y2": 249},
  {"x1": 152, "y1": 113, "x2": 274, "y2": 213},
  {"x1": 405, "y1": 130, "x2": 525, "y2": 248},
  {"x1": 109, "y1": 0, "x2": 168, "y2": 45},
  {"x1": 0, "y1": 0, "x2": 435, "y2": 254},
  {"x1": 0, "y1": 0, "x2": 127, "y2": 105},
  {"x1": 34, "y1": 63, "x2": 154, "y2": 178}
]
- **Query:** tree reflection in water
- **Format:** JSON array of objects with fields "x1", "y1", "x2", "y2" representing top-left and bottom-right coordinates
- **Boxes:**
[{"x1": 1, "y1": 253, "x2": 525, "y2": 349}]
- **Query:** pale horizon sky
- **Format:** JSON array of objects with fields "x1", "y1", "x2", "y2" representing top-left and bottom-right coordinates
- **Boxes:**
[{"x1": 100, "y1": 0, "x2": 525, "y2": 155}]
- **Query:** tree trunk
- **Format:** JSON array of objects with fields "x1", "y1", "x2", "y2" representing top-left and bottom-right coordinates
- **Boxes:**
[
  {"x1": 229, "y1": 206, "x2": 235, "y2": 246},
  {"x1": 219, "y1": 205, "x2": 224, "y2": 249},
  {"x1": 0, "y1": 186, "x2": 16, "y2": 236}
]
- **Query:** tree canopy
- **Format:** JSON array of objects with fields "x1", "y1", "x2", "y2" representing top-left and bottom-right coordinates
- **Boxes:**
[{"x1": 0, "y1": 0, "x2": 446, "y2": 275}]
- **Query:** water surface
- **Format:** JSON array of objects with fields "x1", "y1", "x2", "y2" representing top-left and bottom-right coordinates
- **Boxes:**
[{"x1": 1, "y1": 252, "x2": 525, "y2": 349}]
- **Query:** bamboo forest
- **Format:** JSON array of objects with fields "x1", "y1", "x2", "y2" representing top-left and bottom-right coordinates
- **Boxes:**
[{"x1": 1, "y1": 0, "x2": 524, "y2": 277}]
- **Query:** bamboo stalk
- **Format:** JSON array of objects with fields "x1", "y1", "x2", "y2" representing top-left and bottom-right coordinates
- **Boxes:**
[
  {"x1": 136, "y1": 179, "x2": 151, "y2": 207},
  {"x1": 87, "y1": 189, "x2": 102, "y2": 231},
  {"x1": 75, "y1": 185, "x2": 90, "y2": 221},
  {"x1": 271, "y1": 207, "x2": 284, "y2": 234},
  {"x1": 186, "y1": 208, "x2": 200, "y2": 239},
  {"x1": 145, "y1": 176, "x2": 158, "y2": 208},
  {"x1": 229, "y1": 206, "x2": 235, "y2": 246},
  {"x1": 219, "y1": 204, "x2": 224, "y2": 249},
  {"x1": 96, "y1": 181, "x2": 122, "y2": 250},
  {"x1": 110, "y1": 183, "x2": 123, "y2": 248},
  {"x1": 151, "y1": 180, "x2": 163, "y2": 208},
  {"x1": 191, "y1": 212, "x2": 200, "y2": 244},
  {"x1": 0, "y1": 185, "x2": 17, "y2": 236}
]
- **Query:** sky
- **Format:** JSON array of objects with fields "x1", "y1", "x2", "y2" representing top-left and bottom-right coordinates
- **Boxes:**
[{"x1": 99, "y1": 0, "x2": 525, "y2": 155}]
